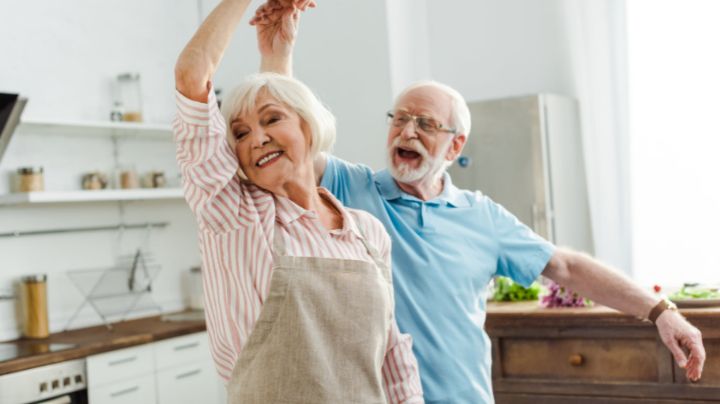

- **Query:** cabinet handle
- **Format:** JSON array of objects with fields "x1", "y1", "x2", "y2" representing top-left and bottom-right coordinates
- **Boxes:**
[
  {"x1": 176, "y1": 368, "x2": 202, "y2": 380},
  {"x1": 110, "y1": 385, "x2": 139, "y2": 398},
  {"x1": 568, "y1": 354, "x2": 584, "y2": 366},
  {"x1": 173, "y1": 342, "x2": 200, "y2": 351},
  {"x1": 108, "y1": 356, "x2": 137, "y2": 366}
]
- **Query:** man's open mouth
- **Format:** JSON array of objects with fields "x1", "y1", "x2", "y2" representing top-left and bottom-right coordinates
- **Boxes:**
[{"x1": 396, "y1": 147, "x2": 422, "y2": 161}]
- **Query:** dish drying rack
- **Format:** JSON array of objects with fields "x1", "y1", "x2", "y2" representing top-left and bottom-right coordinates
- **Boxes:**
[{"x1": 65, "y1": 248, "x2": 162, "y2": 330}]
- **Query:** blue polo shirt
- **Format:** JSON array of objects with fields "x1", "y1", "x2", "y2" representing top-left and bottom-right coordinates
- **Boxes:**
[{"x1": 321, "y1": 156, "x2": 555, "y2": 403}]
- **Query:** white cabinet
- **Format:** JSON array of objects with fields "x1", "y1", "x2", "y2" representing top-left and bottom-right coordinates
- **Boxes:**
[
  {"x1": 88, "y1": 375, "x2": 157, "y2": 404},
  {"x1": 87, "y1": 344, "x2": 156, "y2": 404},
  {"x1": 86, "y1": 332, "x2": 222, "y2": 404},
  {"x1": 153, "y1": 332, "x2": 209, "y2": 370},
  {"x1": 154, "y1": 332, "x2": 219, "y2": 404},
  {"x1": 156, "y1": 361, "x2": 217, "y2": 404},
  {"x1": 87, "y1": 344, "x2": 155, "y2": 387}
]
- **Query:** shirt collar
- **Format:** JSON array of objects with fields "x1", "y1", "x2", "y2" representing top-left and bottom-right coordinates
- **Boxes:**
[
  {"x1": 274, "y1": 188, "x2": 362, "y2": 238},
  {"x1": 375, "y1": 169, "x2": 471, "y2": 208}
]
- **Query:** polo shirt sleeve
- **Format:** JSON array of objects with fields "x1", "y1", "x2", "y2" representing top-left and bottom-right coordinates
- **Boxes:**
[
  {"x1": 320, "y1": 154, "x2": 375, "y2": 203},
  {"x1": 485, "y1": 196, "x2": 556, "y2": 287}
]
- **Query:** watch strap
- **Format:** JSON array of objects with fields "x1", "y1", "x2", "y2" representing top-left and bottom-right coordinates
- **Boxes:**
[{"x1": 648, "y1": 299, "x2": 673, "y2": 324}]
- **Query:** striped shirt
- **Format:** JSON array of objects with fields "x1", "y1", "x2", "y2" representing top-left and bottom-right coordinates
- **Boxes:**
[{"x1": 173, "y1": 87, "x2": 423, "y2": 403}]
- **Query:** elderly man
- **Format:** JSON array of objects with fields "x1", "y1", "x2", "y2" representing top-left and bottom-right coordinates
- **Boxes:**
[{"x1": 251, "y1": 2, "x2": 706, "y2": 403}]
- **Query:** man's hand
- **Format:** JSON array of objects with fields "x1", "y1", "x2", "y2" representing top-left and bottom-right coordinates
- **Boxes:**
[{"x1": 655, "y1": 310, "x2": 705, "y2": 381}]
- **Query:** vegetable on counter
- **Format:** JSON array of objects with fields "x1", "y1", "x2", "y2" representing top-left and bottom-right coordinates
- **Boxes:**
[
  {"x1": 491, "y1": 276, "x2": 543, "y2": 302},
  {"x1": 540, "y1": 280, "x2": 593, "y2": 308},
  {"x1": 669, "y1": 283, "x2": 720, "y2": 300}
]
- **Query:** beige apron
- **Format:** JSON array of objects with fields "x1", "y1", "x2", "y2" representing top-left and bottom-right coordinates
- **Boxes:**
[{"x1": 227, "y1": 213, "x2": 393, "y2": 404}]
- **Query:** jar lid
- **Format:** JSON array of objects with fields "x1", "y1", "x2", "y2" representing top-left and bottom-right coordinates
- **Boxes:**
[
  {"x1": 117, "y1": 72, "x2": 140, "y2": 81},
  {"x1": 17, "y1": 166, "x2": 43, "y2": 175},
  {"x1": 21, "y1": 274, "x2": 47, "y2": 283}
]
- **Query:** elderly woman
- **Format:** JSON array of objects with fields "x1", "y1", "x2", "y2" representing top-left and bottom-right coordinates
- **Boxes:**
[{"x1": 173, "y1": 0, "x2": 423, "y2": 403}]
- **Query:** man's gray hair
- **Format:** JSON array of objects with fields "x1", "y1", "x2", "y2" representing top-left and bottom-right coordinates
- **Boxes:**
[
  {"x1": 394, "y1": 80, "x2": 471, "y2": 137},
  {"x1": 221, "y1": 72, "x2": 336, "y2": 178}
]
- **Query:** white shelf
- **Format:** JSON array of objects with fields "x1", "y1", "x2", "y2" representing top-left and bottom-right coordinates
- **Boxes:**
[
  {"x1": 0, "y1": 188, "x2": 184, "y2": 205},
  {"x1": 17, "y1": 119, "x2": 173, "y2": 139}
]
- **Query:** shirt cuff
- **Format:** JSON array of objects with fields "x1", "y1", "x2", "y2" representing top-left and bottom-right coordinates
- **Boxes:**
[{"x1": 175, "y1": 84, "x2": 218, "y2": 126}]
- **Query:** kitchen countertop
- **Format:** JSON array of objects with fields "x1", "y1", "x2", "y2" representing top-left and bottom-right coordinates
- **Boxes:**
[
  {"x1": 487, "y1": 301, "x2": 720, "y2": 331},
  {"x1": 0, "y1": 312, "x2": 206, "y2": 375}
]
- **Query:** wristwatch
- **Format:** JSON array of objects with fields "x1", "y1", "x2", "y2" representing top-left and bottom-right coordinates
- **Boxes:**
[{"x1": 648, "y1": 298, "x2": 679, "y2": 324}]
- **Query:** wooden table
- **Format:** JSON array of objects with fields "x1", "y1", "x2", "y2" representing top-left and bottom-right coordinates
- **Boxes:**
[
  {"x1": 486, "y1": 302, "x2": 720, "y2": 403},
  {"x1": 0, "y1": 313, "x2": 205, "y2": 376}
]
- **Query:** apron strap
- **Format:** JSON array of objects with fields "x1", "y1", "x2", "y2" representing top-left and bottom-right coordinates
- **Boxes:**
[
  {"x1": 348, "y1": 212, "x2": 388, "y2": 272},
  {"x1": 272, "y1": 220, "x2": 287, "y2": 258}
]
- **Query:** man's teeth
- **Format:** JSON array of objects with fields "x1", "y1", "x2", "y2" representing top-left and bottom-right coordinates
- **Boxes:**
[{"x1": 257, "y1": 152, "x2": 281, "y2": 166}]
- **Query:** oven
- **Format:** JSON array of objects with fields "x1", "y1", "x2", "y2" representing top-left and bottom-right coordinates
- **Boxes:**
[{"x1": 0, "y1": 359, "x2": 87, "y2": 404}]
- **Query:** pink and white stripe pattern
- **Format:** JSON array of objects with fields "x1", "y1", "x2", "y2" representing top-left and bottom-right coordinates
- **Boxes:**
[{"x1": 173, "y1": 88, "x2": 423, "y2": 403}]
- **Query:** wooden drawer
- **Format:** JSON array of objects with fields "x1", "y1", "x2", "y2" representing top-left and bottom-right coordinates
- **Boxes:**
[
  {"x1": 676, "y1": 338, "x2": 720, "y2": 385},
  {"x1": 88, "y1": 374, "x2": 156, "y2": 404},
  {"x1": 154, "y1": 332, "x2": 209, "y2": 371},
  {"x1": 87, "y1": 344, "x2": 154, "y2": 387},
  {"x1": 499, "y1": 338, "x2": 658, "y2": 382}
]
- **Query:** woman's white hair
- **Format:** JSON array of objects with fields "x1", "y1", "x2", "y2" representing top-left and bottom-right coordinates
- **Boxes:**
[
  {"x1": 394, "y1": 80, "x2": 471, "y2": 137},
  {"x1": 220, "y1": 72, "x2": 335, "y2": 179}
]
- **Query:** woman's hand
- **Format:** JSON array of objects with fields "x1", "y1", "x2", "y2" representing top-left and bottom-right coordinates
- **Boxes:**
[
  {"x1": 251, "y1": 0, "x2": 315, "y2": 75},
  {"x1": 255, "y1": 4, "x2": 299, "y2": 61},
  {"x1": 250, "y1": 0, "x2": 315, "y2": 26}
]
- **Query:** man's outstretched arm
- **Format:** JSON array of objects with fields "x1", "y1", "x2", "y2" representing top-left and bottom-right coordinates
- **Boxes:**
[{"x1": 542, "y1": 248, "x2": 706, "y2": 382}]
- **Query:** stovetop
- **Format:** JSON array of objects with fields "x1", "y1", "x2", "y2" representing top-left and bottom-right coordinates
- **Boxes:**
[{"x1": 0, "y1": 341, "x2": 76, "y2": 363}]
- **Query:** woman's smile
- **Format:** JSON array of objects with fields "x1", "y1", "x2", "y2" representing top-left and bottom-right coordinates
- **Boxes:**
[{"x1": 255, "y1": 150, "x2": 284, "y2": 167}]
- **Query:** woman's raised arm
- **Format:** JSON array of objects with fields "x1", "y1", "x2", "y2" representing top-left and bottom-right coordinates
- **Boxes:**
[{"x1": 175, "y1": 0, "x2": 252, "y2": 102}]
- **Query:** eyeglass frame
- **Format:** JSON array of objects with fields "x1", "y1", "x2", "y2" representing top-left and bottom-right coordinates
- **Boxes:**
[{"x1": 386, "y1": 110, "x2": 458, "y2": 136}]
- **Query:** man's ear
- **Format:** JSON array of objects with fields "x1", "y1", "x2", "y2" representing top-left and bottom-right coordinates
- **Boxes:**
[{"x1": 446, "y1": 134, "x2": 467, "y2": 161}]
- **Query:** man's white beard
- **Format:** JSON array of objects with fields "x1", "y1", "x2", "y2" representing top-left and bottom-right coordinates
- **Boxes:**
[{"x1": 387, "y1": 137, "x2": 450, "y2": 184}]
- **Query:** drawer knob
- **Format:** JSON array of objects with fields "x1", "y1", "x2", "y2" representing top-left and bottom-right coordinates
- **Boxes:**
[{"x1": 568, "y1": 354, "x2": 584, "y2": 366}]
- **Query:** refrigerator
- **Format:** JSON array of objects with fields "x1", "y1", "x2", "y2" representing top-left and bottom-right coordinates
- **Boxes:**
[{"x1": 448, "y1": 94, "x2": 594, "y2": 253}]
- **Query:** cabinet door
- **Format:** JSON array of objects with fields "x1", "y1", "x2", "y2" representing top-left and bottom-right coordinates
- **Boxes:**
[
  {"x1": 154, "y1": 332, "x2": 209, "y2": 371},
  {"x1": 89, "y1": 375, "x2": 156, "y2": 404},
  {"x1": 156, "y1": 360, "x2": 218, "y2": 404},
  {"x1": 87, "y1": 344, "x2": 154, "y2": 387}
]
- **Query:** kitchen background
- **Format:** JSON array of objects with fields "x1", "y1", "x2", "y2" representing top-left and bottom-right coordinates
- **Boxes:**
[{"x1": 1, "y1": 0, "x2": 718, "y2": 342}]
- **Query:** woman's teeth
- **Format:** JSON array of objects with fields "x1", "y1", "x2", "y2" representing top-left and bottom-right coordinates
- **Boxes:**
[{"x1": 257, "y1": 151, "x2": 282, "y2": 167}]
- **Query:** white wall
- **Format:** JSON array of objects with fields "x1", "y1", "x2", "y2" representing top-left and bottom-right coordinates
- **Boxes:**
[
  {"x1": 0, "y1": 0, "x2": 396, "y2": 340},
  {"x1": 205, "y1": 0, "x2": 394, "y2": 171},
  {"x1": 426, "y1": 0, "x2": 575, "y2": 102},
  {"x1": 0, "y1": 0, "x2": 202, "y2": 340},
  {"x1": 0, "y1": 0, "x2": 635, "y2": 339}
]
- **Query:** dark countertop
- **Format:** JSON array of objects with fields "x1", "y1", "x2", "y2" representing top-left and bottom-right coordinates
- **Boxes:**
[{"x1": 0, "y1": 312, "x2": 206, "y2": 375}]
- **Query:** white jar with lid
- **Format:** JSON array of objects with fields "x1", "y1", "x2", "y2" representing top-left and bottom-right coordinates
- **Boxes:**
[{"x1": 188, "y1": 266, "x2": 204, "y2": 310}]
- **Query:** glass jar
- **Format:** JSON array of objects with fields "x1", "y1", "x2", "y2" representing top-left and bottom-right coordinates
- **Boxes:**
[
  {"x1": 116, "y1": 72, "x2": 143, "y2": 122},
  {"x1": 16, "y1": 166, "x2": 44, "y2": 192}
]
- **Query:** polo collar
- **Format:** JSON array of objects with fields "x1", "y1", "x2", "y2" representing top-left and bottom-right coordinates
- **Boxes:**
[{"x1": 375, "y1": 169, "x2": 471, "y2": 208}]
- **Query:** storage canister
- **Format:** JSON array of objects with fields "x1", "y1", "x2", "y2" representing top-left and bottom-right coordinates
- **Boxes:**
[
  {"x1": 20, "y1": 274, "x2": 50, "y2": 339},
  {"x1": 16, "y1": 167, "x2": 44, "y2": 192}
]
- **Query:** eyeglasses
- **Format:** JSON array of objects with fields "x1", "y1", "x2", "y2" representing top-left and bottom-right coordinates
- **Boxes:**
[{"x1": 386, "y1": 111, "x2": 457, "y2": 136}]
